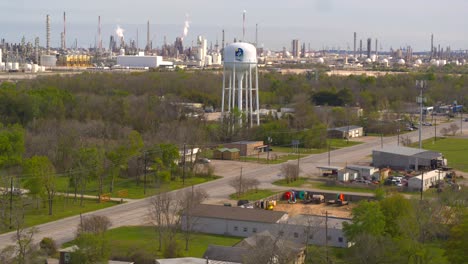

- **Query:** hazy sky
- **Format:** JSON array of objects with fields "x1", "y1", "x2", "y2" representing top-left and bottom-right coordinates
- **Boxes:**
[{"x1": 1, "y1": 0, "x2": 467, "y2": 51}]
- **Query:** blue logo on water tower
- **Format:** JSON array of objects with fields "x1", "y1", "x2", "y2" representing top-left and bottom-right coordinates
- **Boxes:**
[{"x1": 235, "y1": 48, "x2": 244, "y2": 61}]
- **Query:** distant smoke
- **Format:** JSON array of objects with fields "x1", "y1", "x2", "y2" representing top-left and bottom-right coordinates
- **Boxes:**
[
  {"x1": 181, "y1": 15, "x2": 190, "y2": 40},
  {"x1": 116, "y1": 25, "x2": 125, "y2": 39}
]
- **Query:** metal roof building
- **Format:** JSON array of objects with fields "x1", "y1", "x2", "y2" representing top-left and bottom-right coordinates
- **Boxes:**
[{"x1": 372, "y1": 146, "x2": 443, "y2": 170}]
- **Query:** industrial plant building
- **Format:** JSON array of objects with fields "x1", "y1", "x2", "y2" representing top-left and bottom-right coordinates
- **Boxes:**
[
  {"x1": 116, "y1": 52, "x2": 173, "y2": 68},
  {"x1": 372, "y1": 146, "x2": 445, "y2": 170}
]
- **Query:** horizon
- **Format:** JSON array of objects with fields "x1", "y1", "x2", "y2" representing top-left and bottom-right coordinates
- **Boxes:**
[{"x1": 1, "y1": 0, "x2": 467, "y2": 52}]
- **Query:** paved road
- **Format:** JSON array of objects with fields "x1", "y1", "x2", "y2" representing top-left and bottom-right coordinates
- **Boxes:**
[{"x1": 0, "y1": 120, "x2": 457, "y2": 249}]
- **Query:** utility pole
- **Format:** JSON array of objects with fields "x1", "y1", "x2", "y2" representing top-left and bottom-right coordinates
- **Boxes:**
[
  {"x1": 239, "y1": 166, "x2": 243, "y2": 195},
  {"x1": 183, "y1": 143, "x2": 187, "y2": 185},
  {"x1": 434, "y1": 115, "x2": 437, "y2": 142},
  {"x1": 325, "y1": 211, "x2": 329, "y2": 263},
  {"x1": 9, "y1": 176, "x2": 13, "y2": 229},
  {"x1": 420, "y1": 170, "x2": 424, "y2": 201},
  {"x1": 296, "y1": 143, "x2": 300, "y2": 179},
  {"x1": 397, "y1": 128, "x2": 400, "y2": 146},
  {"x1": 416, "y1": 80, "x2": 426, "y2": 149},
  {"x1": 143, "y1": 151, "x2": 147, "y2": 195},
  {"x1": 328, "y1": 142, "x2": 331, "y2": 166}
]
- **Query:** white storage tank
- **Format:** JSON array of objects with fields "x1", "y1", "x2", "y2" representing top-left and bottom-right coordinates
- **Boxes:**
[
  {"x1": 25, "y1": 64, "x2": 32, "y2": 71},
  {"x1": 32, "y1": 64, "x2": 39, "y2": 73},
  {"x1": 6, "y1": 62, "x2": 12, "y2": 70},
  {"x1": 12, "y1": 63, "x2": 19, "y2": 71},
  {"x1": 204, "y1": 55, "x2": 212, "y2": 66},
  {"x1": 317, "y1": 57, "x2": 325, "y2": 64},
  {"x1": 397, "y1": 59, "x2": 405, "y2": 65},
  {"x1": 0, "y1": 62, "x2": 4, "y2": 71}
]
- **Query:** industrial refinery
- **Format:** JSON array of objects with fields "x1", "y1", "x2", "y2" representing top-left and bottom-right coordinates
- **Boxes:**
[{"x1": 1, "y1": 11, "x2": 468, "y2": 76}]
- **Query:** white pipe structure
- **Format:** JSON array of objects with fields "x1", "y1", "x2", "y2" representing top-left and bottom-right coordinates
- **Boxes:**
[{"x1": 221, "y1": 42, "x2": 260, "y2": 127}]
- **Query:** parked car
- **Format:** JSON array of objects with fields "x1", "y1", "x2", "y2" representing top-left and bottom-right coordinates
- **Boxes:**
[
  {"x1": 198, "y1": 158, "x2": 211, "y2": 164},
  {"x1": 422, "y1": 122, "x2": 432, "y2": 126}
]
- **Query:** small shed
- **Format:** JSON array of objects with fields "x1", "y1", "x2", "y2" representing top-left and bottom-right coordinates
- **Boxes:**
[
  {"x1": 346, "y1": 165, "x2": 379, "y2": 179},
  {"x1": 59, "y1": 245, "x2": 79, "y2": 264},
  {"x1": 213, "y1": 148, "x2": 240, "y2": 160},
  {"x1": 327, "y1": 126, "x2": 363, "y2": 139},
  {"x1": 224, "y1": 141, "x2": 264, "y2": 156},
  {"x1": 337, "y1": 169, "x2": 358, "y2": 182}
]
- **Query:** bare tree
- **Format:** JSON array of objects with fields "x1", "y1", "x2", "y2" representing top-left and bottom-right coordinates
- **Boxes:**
[
  {"x1": 178, "y1": 187, "x2": 208, "y2": 251},
  {"x1": 77, "y1": 215, "x2": 112, "y2": 236},
  {"x1": 9, "y1": 199, "x2": 44, "y2": 264},
  {"x1": 448, "y1": 123, "x2": 460, "y2": 136},
  {"x1": 229, "y1": 176, "x2": 260, "y2": 197},
  {"x1": 401, "y1": 136, "x2": 412, "y2": 146},
  {"x1": 148, "y1": 192, "x2": 180, "y2": 254},
  {"x1": 280, "y1": 163, "x2": 300, "y2": 183}
]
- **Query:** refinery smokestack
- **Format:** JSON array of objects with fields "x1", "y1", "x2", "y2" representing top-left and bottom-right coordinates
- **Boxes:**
[
  {"x1": 46, "y1": 15, "x2": 50, "y2": 54},
  {"x1": 367, "y1": 38, "x2": 371, "y2": 58},
  {"x1": 146, "y1": 20, "x2": 150, "y2": 52},
  {"x1": 98, "y1": 16, "x2": 102, "y2": 54},
  {"x1": 353, "y1": 32, "x2": 356, "y2": 58},
  {"x1": 375, "y1": 38, "x2": 378, "y2": 56},
  {"x1": 63, "y1": 12, "x2": 66, "y2": 50},
  {"x1": 359, "y1": 39, "x2": 362, "y2": 58},
  {"x1": 255, "y1": 23, "x2": 258, "y2": 48},
  {"x1": 430, "y1": 34, "x2": 434, "y2": 59},
  {"x1": 242, "y1": 10, "x2": 246, "y2": 41}
]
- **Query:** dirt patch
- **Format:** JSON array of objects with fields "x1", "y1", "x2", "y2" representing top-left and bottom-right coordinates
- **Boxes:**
[{"x1": 273, "y1": 202, "x2": 354, "y2": 218}]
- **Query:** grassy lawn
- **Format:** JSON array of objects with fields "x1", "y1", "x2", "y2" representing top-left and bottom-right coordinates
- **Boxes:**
[
  {"x1": 272, "y1": 177, "x2": 309, "y2": 187},
  {"x1": 64, "y1": 226, "x2": 242, "y2": 260},
  {"x1": 53, "y1": 175, "x2": 221, "y2": 199},
  {"x1": 413, "y1": 137, "x2": 468, "y2": 172},
  {"x1": 1, "y1": 196, "x2": 119, "y2": 233},
  {"x1": 229, "y1": 189, "x2": 277, "y2": 200},
  {"x1": 311, "y1": 181, "x2": 376, "y2": 194},
  {"x1": 272, "y1": 139, "x2": 362, "y2": 154}
]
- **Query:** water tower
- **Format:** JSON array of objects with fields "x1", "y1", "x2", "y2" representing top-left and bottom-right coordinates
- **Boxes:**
[{"x1": 221, "y1": 42, "x2": 259, "y2": 126}]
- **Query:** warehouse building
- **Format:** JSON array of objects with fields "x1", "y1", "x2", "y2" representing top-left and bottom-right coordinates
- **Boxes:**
[{"x1": 372, "y1": 146, "x2": 445, "y2": 170}]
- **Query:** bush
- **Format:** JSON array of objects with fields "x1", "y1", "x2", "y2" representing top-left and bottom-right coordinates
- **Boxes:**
[
  {"x1": 39, "y1": 237, "x2": 57, "y2": 256},
  {"x1": 162, "y1": 239, "x2": 182, "y2": 258}
]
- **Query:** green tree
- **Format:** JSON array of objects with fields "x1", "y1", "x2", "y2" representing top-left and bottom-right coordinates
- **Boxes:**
[
  {"x1": 0, "y1": 124, "x2": 25, "y2": 169},
  {"x1": 343, "y1": 200, "x2": 386, "y2": 241},
  {"x1": 71, "y1": 233, "x2": 110, "y2": 264},
  {"x1": 106, "y1": 130, "x2": 143, "y2": 193},
  {"x1": 445, "y1": 212, "x2": 468, "y2": 264},
  {"x1": 72, "y1": 147, "x2": 104, "y2": 206},
  {"x1": 23, "y1": 156, "x2": 56, "y2": 215},
  {"x1": 379, "y1": 194, "x2": 412, "y2": 237}
]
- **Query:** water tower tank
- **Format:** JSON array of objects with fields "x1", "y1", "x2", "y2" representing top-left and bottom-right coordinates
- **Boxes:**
[{"x1": 223, "y1": 42, "x2": 257, "y2": 71}]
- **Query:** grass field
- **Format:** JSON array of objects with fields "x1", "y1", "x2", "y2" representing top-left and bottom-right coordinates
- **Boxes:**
[
  {"x1": 241, "y1": 139, "x2": 361, "y2": 164},
  {"x1": 53, "y1": 175, "x2": 220, "y2": 199},
  {"x1": 272, "y1": 177, "x2": 309, "y2": 187},
  {"x1": 414, "y1": 137, "x2": 468, "y2": 172},
  {"x1": 65, "y1": 226, "x2": 242, "y2": 260},
  {"x1": 311, "y1": 181, "x2": 376, "y2": 194},
  {"x1": 229, "y1": 189, "x2": 277, "y2": 200},
  {"x1": 1, "y1": 196, "x2": 119, "y2": 233}
]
